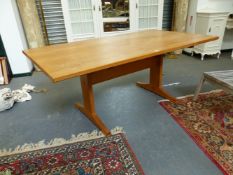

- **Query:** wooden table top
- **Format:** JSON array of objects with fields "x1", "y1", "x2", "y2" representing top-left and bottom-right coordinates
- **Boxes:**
[{"x1": 23, "y1": 30, "x2": 218, "y2": 82}]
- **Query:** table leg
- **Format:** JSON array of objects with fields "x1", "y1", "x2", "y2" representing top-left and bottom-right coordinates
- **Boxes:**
[
  {"x1": 75, "y1": 75, "x2": 111, "y2": 136},
  {"x1": 136, "y1": 56, "x2": 177, "y2": 103},
  {"x1": 193, "y1": 75, "x2": 205, "y2": 101}
]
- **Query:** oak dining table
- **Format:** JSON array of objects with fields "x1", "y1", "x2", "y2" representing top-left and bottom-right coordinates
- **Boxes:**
[{"x1": 23, "y1": 30, "x2": 218, "y2": 136}]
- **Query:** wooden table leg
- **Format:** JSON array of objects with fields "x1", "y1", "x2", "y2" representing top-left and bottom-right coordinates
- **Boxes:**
[
  {"x1": 75, "y1": 75, "x2": 111, "y2": 136},
  {"x1": 136, "y1": 56, "x2": 178, "y2": 103}
]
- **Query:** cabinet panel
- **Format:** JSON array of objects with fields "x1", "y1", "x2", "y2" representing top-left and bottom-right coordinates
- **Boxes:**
[{"x1": 206, "y1": 18, "x2": 227, "y2": 48}]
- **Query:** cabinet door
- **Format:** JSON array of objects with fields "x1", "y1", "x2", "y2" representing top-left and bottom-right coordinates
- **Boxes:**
[
  {"x1": 207, "y1": 18, "x2": 226, "y2": 48},
  {"x1": 136, "y1": 0, "x2": 163, "y2": 30},
  {"x1": 61, "y1": 0, "x2": 99, "y2": 42}
]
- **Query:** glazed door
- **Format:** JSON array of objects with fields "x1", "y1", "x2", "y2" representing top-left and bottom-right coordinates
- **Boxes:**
[
  {"x1": 62, "y1": 0, "x2": 164, "y2": 41},
  {"x1": 100, "y1": 0, "x2": 136, "y2": 36},
  {"x1": 61, "y1": 0, "x2": 100, "y2": 41},
  {"x1": 136, "y1": 0, "x2": 163, "y2": 30}
]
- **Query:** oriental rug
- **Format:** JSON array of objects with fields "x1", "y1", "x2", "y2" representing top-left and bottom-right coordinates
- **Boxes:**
[
  {"x1": 0, "y1": 128, "x2": 144, "y2": 175},
  {"x1": 160, "y1": 90, "x2": 233, "y2": 175}
]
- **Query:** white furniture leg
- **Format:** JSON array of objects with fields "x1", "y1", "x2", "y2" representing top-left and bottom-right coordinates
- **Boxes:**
[
  {"x1": 217, "y1": 52, "x2": 221, "y2": 59},
  {"x1": 201, "y1": 54, "x2": 205, "y2": 61},
  {"x1": 191, "y1": 51, "x2": 194, "y2": 57},
  {"x1": 193, "y1": 75, "x2": 206, "y2": 101}
]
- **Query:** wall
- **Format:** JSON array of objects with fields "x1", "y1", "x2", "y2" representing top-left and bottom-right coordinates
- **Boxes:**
[
  {"x1": 0, "y1": 0, "x2": 33, "y2": 75},
  {"x1": 195, "y1": 0, "x2": 233, "y2": 12},
  {"x1": 196, "y1": 0, "x2": 209, "y2": 10}
]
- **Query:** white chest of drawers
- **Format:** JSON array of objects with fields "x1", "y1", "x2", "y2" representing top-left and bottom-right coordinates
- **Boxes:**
[{"x1": 192, "y1": 10, "x2": 229, "y2": 60}]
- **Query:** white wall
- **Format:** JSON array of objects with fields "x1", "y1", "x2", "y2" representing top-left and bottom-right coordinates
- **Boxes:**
[
  {"x1": 0, "y1": 0, "x2": 33, "y2": 75},
  {"x1": 206, "y1": 0, "x2": 233, "y2": 13},
  {"x1": 196, "y1": 0, "x2": 209, "y2": 10}
]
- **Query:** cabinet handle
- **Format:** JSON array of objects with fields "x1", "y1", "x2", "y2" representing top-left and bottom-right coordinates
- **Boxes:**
[
  {"x1": 209, "y1": 27, "x2": 211, "y2": 33},
  {"x1": 93, "y1": 5, "x2": 95, "y2": 11},
  {"x1": 99, "y1": 6, "x2": 102, "y2": 11},
  {"x1": 189, "y1": 16, "x2": 193, "y2": 26},
  {"x1": 136, "y1": 3, "x2": 138, "y2": 8}
]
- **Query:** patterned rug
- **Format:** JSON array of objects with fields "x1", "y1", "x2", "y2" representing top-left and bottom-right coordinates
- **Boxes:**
[
  {"x1": 160, "y1": 90, "x2": 233, "y2": 175},
  {"x1": 0, "y1": 129, "x2": 144, "y2": 175}
]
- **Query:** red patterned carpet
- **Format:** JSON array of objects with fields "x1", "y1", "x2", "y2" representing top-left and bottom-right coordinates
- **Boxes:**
[
  {"x1": 160, "y1": 90, "x2": 233, "y2": 175},
  {"x1": 0, "y1": 132, "x2": 144, "y2": 175}
]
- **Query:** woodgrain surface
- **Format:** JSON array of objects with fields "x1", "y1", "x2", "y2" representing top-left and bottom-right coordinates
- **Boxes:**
[{"x1": 23, "y1": 30, "x2": 218, "y2": 82}]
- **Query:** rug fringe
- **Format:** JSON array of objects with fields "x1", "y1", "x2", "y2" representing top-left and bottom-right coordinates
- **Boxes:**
[
  {"x1": 158, "y1": 89, "x2": 223, "y2": 102},
  {"x1": 0, "y1": 127, "x2": 124, "y2": 157}
]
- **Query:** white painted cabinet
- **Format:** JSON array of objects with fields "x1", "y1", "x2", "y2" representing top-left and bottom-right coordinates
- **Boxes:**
[
  {"x1": 61, "y1": 0, "x2": 164, "y2": 42},
  {"x1": 192, "y1": 10, "x2": 228, "y2": 60}
]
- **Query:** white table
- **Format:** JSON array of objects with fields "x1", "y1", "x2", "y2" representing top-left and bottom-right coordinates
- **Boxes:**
[{"x1": 194, "y1": 70, "x2": 233, "y2": 100}]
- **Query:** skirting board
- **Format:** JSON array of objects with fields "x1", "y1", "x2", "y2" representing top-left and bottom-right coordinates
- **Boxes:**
[{"x1": 13, "y1": 67, "x2": 34, "y2": 78}]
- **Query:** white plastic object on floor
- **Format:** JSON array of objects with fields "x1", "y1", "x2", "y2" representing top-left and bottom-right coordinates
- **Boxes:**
[
  {"x1": 0, "y1": 84, "x2": 45, "y2": 112},
  {"x1": 12, "y1": 90, "x2": 31, "y2": 102},
  {"x1": 0, "y1": 77, "x2": 4, "y2": 85},
  {"x1": 0, "y1": 88, "x2": 15, "y2": 112},
  {"x1": 22, "y1": 84, "x2": 35, "y2": 92}
]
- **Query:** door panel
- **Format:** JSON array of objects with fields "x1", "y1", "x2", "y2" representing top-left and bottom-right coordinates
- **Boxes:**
[
  {"x1": 61, "y1": 0, "x2": 99, "y2": 41},
  {"x1": 137, "y1": 0, "x2": 160, "y2": 30},
  {"x1": 101, "y1": 0, "x2": 133, "y2": 36},
  {"x1": 207, "y1": 18, "x2": 226, "y2": 48}
]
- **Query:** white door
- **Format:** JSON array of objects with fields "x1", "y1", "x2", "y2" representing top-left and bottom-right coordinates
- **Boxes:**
[
  {"x1": 99, "y1": 0, "x2": 136, "y2": 36},
  {"x1": 61, "y1": 0, "x2": 164, "y2": 42},
  {"x1": 61, "y1": 0, "x2": 99, "y2": 41},
  {"x1": 136, "y1": 0, "x2": 163, "y2": 30}
]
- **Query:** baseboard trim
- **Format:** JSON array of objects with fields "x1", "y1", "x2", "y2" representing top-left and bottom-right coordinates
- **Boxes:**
[{"x1": 13, "y1": 68, "x2": 34, "y2": 78}]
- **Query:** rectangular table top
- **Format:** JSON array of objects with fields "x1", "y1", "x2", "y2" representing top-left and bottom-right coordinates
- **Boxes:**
[{"x1": 23, "y1": 30, "x2": 218, "y2": 82}]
